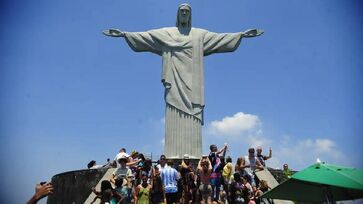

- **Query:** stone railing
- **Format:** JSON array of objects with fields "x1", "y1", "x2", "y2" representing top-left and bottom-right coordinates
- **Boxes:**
[{"x1": 47, "y1": 168, "x2": 108, "y2": 204}]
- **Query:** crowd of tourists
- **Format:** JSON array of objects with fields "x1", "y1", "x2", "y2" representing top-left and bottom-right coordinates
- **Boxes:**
[{"x1": 85, "y1": 144, "x2": 294, "y2": 204}]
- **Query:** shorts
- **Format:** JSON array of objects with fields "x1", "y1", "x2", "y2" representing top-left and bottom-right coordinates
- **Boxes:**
[
  {"x1": 199, "y1": 184, "x2": 212, "y2": 197},
  {"x1": 166, "y1": 192, "x2": 178, "y2": 203},
  {"x1": 210, "y1": 172, "x2": 221, "y2": 186}
]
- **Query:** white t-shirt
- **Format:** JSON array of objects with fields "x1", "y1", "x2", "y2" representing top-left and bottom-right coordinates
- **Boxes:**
[
  {"x1": 156, "y1": 163, "x2": 168, "y2": 171},
  {"x1": 90, "y1": 165, "x2": 103, "y2": 169},
  {"x1": 113, "y1": 167, "x2": 132, "y2": 179},
  {"x1": 244, "y1": 155, "x2": 258, "y2": 174}
]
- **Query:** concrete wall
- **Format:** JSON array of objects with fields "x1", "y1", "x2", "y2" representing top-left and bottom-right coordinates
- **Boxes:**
[{"x1": 47, "y1": 168, "x2": 108, "y2": 204}]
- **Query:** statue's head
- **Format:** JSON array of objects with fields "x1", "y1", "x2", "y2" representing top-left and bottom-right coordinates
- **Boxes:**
[{"x1": 176, "y1": 3, "x2": 191, "y2": 27}]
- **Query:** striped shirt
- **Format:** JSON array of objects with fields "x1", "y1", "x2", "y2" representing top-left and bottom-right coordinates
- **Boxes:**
[{"x1": 161, "y1": 166, "x2": 179, "y2": 193}]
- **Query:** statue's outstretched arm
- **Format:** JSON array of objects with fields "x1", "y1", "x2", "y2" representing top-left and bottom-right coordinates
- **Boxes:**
[
  {"x1": 241, "y1": 29, "x2": 264, "y2": 38},
  {"x1": 103, "y1": 28, "x2": 126, "y2": 37}
]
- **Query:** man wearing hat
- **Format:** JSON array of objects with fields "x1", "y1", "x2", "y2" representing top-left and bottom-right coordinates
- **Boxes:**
[
  {"x1": 113, "y1": 148, "x2": 130, "y2": 168},
  {"x1": 111, "y1": 156, "x2": 132, "y2": 184}
]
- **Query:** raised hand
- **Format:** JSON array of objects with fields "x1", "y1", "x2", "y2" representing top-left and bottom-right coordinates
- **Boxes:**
[
  {"x1": 35, "y1": 182, "x2": 53, "y2": 200},
  {"x1": 242, "y1": 29, "x2": 264, "y2": 38},
  {"x1": 103, "y1": 29, "x2": 125, "y2": 37},
  {"x1": 27, "y1": 182, "x2": 54, "y2": 204}
]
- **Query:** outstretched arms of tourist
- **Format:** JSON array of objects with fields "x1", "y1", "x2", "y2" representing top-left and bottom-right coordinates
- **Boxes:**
[
  {"x1": 217, "y1": 143, "x2": 228, "y2": 155},
  {"x1": 265, "y1": 147, "x2": 272, "y2": 160},
  {"x1": 127, "y1": 158, "x2": 142, "y2": 167},
  {"x1": 198, "y1": 156, "x2": 212, "y2": 171},
  {"x1": 197, "y1": 157, "x2": 203, "y2": 171},
  {"x1": 103, "y1": 28, "x2": 126, "y2": 37}
]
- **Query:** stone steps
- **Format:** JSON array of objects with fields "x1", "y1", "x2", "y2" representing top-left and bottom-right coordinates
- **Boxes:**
[{"x1": 83, "y1": 168, "x2": 115, "y2": 204}]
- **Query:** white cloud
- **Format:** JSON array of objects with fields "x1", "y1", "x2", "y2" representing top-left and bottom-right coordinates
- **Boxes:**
[
  {"x1": 207, "y1": 112, "x2": 270, "y2": 148},
  {"x1": 208, "y1": 112, "x2": 260, "y2": 136},
  {"x1": 273, "y1": 137, "x2": 344, "y2": 170},
  {"x1": 246, "y1": 134, "x2": 271, "y2": 148},
  {"x1": 315, "y1": 139, "x2": 335, "y2": 153},
  {"x1": 204, "y1": 112, "x2": 346, "y2": 170},
  {"x1": 204, "y1": 112, "x2": 272, "y2": 162}
]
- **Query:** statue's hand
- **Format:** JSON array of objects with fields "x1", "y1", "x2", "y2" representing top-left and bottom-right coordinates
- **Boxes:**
[
  {"x1": 103, "y1": 29, "x2": 125, "y2": 37},
  {"x1": 242, "y1": 29, "x2": 264, "y2": 38}
]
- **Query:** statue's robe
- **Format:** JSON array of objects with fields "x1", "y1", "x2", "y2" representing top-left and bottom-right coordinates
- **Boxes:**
[{"x1": 124, "y1": 27, "x2": 243, "y2": 158}]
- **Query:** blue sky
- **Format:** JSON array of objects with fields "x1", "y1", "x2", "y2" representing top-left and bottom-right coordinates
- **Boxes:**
[{"x1": 1, "y1": 0, "x2": 362, "y2": 202}]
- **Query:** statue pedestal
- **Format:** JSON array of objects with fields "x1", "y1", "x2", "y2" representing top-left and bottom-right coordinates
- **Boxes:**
[{"x1": 170, "y1": 158, "x2": 201, "y2": 170}]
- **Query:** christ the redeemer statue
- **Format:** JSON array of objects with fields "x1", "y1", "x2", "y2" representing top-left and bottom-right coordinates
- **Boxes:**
[{"x1": 103, "y1": 3, "x2": 263, "y2": 159}]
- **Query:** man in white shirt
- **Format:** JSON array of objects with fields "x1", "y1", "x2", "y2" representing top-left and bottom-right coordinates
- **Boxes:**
[
  {"x1": 156, "y1": 155, "x2": 168, "y2": 171},
  {"x1": 244, "y1": 147, "x2": 264, "y2": 187}
]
